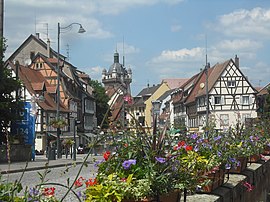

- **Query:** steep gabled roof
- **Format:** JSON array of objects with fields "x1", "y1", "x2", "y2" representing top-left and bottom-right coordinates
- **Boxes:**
[
  {"x1": 162, "y1": 78, "x2": 189, "y2": 89},
  {"x1": 157, "y1": 89, "x2": 174, "y2": 101},
  {"x1": 258, "y1": 82, "x2": 270, "y2": 96},
  {"x1": 6, "y1": 60, "x2": 68, "y2": 112},
  {"x1": 136, "y1": 84, "x2": 161, "y2": 97},
  {"x1": 7, "y1": 34, "x2": 64, "y2": 62},
  {"x1": 185, "y1": 59, "x2": 230, "y2": 104}
]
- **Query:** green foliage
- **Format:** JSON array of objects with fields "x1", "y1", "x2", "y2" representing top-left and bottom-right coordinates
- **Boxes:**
[
  {"x1": 0, "y1": 175, "x2": 23, "y2": 202},
  {"x1": 88, "y1": 79, "x2": 110, "y2": 128},
  {"x1": 49, "y1": 118, "x2": 68, "y2": 128},
  {"x1": 0, "y1": 38, "x2": 24, "y2": 142}
]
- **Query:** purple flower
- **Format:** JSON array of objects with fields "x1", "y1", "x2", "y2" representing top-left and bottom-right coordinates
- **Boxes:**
[
  {"x1": 155, "y1": 157, "x2": 166, "y2": 163},
  {"x1": 191, "y1": 133, "x2": 198, "y2": 139},
  {"x1": 193, "y1": 145, "x2": 199, "y2": 152},
  {"x1": 29, "y1": 187, "x2": 39, "y2": 196},
  {"x1": 214, "y1": 135, "x2": 221, "y2": 141},
  {"x1": 122, "y1": 159, "x2": 136, "y2": 169},
  {"x1": 94, "y1": 159, "x2": 104, "y2": 168},
  {"x1": 225, "y1": 163, "x2": 231, "y2": 170},
  {"x1": 217, "y1": 151, "x2": 222, "y2": 157}
]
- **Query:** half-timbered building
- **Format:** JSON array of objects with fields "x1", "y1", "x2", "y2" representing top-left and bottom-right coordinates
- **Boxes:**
[{"x1": 185, "y1": 56, "x2": 258, "y2": 132}]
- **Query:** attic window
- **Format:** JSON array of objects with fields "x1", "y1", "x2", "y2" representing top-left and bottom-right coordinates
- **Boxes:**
[{"x1": 227, "y1": 80, "x2": 236, "y2": 87}]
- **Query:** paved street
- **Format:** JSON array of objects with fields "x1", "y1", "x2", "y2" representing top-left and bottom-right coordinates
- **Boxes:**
[{"x1": 0, "y1": 154, "x2": 103, "y2": 201}]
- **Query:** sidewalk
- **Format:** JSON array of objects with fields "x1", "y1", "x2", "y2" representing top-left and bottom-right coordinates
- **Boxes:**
[{"x1": 0, "y1": 154, "x2": 103, "y2": 174}]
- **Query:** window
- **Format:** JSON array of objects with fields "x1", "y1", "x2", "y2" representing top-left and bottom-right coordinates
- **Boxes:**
[
  {"x1": 220, "y1": 114, "x2": 229, "y2": 126},
  {"x1": 198, "y1": 97, "x2": 205, "y2": 107},
  {"x1": 242, "y1": 96, "x2": 250, "y2": 105},
  {"x1": 227, "y1": 80, "x2": 236, "y2": 87},
  {"x1": 214, "y1": 96, "x2": 221, "y2": 105},
  {"x1": 242, "y1": 113, "x2": 251, "y2": 123}
]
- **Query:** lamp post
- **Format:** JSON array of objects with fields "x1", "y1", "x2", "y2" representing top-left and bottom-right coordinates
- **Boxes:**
[
  {"x1": 56, "y1": 22, "x2": 86, "y2": 159},
  {"x1": 205, "y1": 62, "x2": 210, "y2": 138}
]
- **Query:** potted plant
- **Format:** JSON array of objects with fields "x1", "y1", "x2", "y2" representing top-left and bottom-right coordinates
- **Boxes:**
[{"x1": 85, "y1": 128, "x2": 182, "y2": 201}]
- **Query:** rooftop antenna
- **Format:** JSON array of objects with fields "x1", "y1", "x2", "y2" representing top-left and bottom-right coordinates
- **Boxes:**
[
  {"x1": 123, "y1": 36, "x2": 125, "y2": 67},
  {"x1": 34, "y1": 15, "x2": 37, "y2": 34},
  {"x1": 44, "y1": 23, "x2": 49, "y2": 39}
]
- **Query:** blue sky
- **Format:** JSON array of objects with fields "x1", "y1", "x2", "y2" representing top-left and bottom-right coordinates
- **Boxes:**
[{"x1": 5, "y1": 0, "x2": 270, "y2": 95}]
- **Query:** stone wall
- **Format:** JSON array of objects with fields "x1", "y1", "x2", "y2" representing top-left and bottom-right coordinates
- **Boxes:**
[
  {"x1": 182, "y1": 156, "x2": 270, "y2": 202},
  {"x1": 0, "y1": 144, "x2": 32, "y2": 163}
]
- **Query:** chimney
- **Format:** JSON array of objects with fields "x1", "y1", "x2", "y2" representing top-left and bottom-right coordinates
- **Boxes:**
[
  {"x1": 47, "y1": 39, "x2": 51, "y2": 58},
  {"x1": 36, "y1": 33, "x2": 40, "y2": 39},
  {"x1": 235, "y1": 55, "x2": 239, "y2": 68}
]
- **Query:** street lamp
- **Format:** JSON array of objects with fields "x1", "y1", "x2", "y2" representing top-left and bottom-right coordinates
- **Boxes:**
[
  {"x1": 56, "y1": 22, "x2": 86, "y2": 159},
  {"x1": 205, "y1": 62, "x2": 210, "y2": 138}
]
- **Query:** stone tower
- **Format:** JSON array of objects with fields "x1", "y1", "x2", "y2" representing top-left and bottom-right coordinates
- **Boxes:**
[{"x1": 102, "y1": 51, "x2": 132, "y2": 95}]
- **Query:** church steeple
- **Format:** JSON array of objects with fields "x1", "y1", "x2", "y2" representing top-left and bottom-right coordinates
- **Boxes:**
[{"x1": 114, "y1": 52, "x2": 119, "y2": 63}]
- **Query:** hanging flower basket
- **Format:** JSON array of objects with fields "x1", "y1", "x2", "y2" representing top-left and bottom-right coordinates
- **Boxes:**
[{"x1": 49, "y1": 118, "x2": 68, "y2": 129}]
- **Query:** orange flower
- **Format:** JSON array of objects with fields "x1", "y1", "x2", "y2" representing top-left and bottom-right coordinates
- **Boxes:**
[
  {"x1": 103, "y1": 151, "x2": 111, "y2": 161},
  {"x1": 43, "y1": 187, "x2": 55, "y2": 197},
  {"x1": 85, "y1": 178, "x2": 97, "y2": 187}
]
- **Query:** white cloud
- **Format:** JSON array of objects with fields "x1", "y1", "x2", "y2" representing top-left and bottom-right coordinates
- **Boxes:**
[
  {"x1": 150, "y1": 47, "x2": 204, "y2": 63},
  {"x1": 95, "y1": 0, "x2": 184, "y2": 15},
  {"x1": 216, "y1": 39, "x2": 262, "y2": 51},
  {"x1": 116, "y1": 42, "x2": 140, "y2": 55},
  {"x1": 86, "y1": 66, "x2": 104, "y2": 81},
  {"x1": 216, "y1": 7, "x2": 270, "y2": 37},
  {"x1": 171, "y1": 24, "x2": 182, "y2": 32}
]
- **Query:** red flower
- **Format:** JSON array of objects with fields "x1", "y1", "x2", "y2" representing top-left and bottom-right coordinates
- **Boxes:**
[
  {"x1": 178, "y1": 141, "x2": 186, "y2": 147},
  {"x1": 103, "y1": 151, "x2": 111, "y2": 161},
  {"x1": 43, "y1": 187, "x2": 55, "y2": 197},
  {"x1": 185, "y1": 145, "x2": 193, "y2": 151},
  {"x1": 74, "y1": 176, "x2": 85, "y2": 188},
  {"x1": 85, "y1": 178, "x2": 97, "y2": 187},
  {"x1": 173, "y1": 145, "x2": 178, "y2": 151}
]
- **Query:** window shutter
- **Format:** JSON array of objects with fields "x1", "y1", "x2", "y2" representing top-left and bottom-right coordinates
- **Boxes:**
[
  {"x1": 210, "y1": 96, "x2": 214, "y2": 105},
  {"x1": 239, "y1": 96, "x2": 242, "y2": 105},
  {"x1": 221, "y1": 96, "x2": 225, "y2": 105},
  {"x1": 249, "y1": 96, "x2": 252, "y2": 105}
]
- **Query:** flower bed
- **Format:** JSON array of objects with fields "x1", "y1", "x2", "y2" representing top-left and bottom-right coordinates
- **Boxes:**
[{"x1": 1, "y1": 118, "x2": 269, "y2": 201}]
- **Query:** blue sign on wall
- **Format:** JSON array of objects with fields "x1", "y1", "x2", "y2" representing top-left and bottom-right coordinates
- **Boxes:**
[{"x1": 11, "y1": 102, "x2": 36, "y2": 159}]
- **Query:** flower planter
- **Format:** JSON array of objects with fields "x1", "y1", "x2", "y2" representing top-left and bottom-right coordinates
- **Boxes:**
[
  {"x1": 262, "y1": 145, "x2": 270, "y2": 155},
  {"x1": 248, "y1": 154, "x2": 261, "y2": 163},
  {"x1": 123, "y1": 190, "x2": 181, "y2": 202},
  {"x1": 229, "y1": 157, "x2": 248, "y2": 174},
  {"x1": 199, "y1": 167, "x2": 225, "y2": 193}
]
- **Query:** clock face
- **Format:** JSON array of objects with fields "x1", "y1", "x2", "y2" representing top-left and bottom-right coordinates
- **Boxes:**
[{"x1": 200, "y1": 83, "x2": 205, "y2": 89}]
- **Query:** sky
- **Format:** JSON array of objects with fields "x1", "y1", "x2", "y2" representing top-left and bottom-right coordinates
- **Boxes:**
[{"x1": 4, "y1": 0, "x2": 270, "y2": 96}]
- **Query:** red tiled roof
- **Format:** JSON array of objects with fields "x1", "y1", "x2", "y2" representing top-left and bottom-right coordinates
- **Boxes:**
[
  {"x1": 162, "y1": 78, "x2": 189, "y2": 89},
  {"x1": 7, "y1": 61, "x2": 68, "y2": 113},
  {"x1": 185, "y1": 60, "x2": 230, "y2": 104}
]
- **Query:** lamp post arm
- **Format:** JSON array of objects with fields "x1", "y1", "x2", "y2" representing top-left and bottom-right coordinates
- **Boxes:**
[{"x1": 60, "y1": 22, "x2": 82, "y2": 30}]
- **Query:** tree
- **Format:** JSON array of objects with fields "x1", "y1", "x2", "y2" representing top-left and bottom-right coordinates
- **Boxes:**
[
  {"x1": 89, "y1": 79, "x2": 111, "y2": 129},
  {"x1": 0, "y1": 39, "x2": 23, "y2": 143}
]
